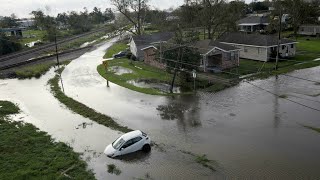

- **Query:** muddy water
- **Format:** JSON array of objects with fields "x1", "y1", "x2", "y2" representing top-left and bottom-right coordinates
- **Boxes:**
[
  {"x1": 60, "y1": 38, "x2": 320, "y2": 179},
  {"x1": 1, "y1": 37, "x2": 320, "y2": 179}
]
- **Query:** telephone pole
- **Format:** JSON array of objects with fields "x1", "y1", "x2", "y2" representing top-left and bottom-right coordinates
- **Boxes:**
[{"x1": 275, "y1": 3, "x2": 283, "y2": 70}]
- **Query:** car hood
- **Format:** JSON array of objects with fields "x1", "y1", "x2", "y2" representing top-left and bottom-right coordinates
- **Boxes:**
[{"x1": 104, "y1": 144, "x2": 117, "y2": 156}]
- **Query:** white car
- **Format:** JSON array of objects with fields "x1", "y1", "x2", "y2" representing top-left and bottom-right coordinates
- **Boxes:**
[{"x1": 104, "y1": 130, "x2": 151, "y2": 158}]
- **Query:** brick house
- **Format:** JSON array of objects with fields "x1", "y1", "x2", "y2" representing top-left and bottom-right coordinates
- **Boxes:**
[
  {"x1": 142, "y1": 45, "x2": 166, "y2": 70},
  {"x1": 193, "y1": 40, "x2": 241, "y2": 72},
  {"x1": 142, "y1": 40, "x2": 241, "y2": 72}
]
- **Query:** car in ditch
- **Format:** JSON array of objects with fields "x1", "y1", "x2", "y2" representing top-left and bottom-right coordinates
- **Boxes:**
[
  {"x1": 113, "y1": 51, "x2": 127, "y2": 58},
  {"x1": 104, "y1": 130, "x2": 151, "y2": 158}
]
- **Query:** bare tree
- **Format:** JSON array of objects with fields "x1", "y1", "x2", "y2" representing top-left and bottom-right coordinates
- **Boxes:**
[{"x1": 111, "y1": 0, "x2": 149, "y2": 35}]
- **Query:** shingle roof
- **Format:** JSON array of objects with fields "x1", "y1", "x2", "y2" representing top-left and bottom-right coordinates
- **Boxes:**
[
  {"x1": 218, "y1": 32, "x2": 297, "y2": 47},
  {"x1": 192, "y1": 40, "x2": 240, "y2": 54},
  {"x1": 237, "y1": 16, "x2": 269, "y2": 25},
  {"x1": 132, "y1": 32, "x2": 175, "y2": 46}
]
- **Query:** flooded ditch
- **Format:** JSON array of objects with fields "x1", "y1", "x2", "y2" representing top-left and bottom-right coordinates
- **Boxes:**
[{"x1": 127, "y1": 79, "x2": 182, "y2": 93}]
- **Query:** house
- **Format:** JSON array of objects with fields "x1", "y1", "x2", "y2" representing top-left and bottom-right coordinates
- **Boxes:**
[
  {"x1": 192, "y1": 40, "x2": 241, "y2": 72},
  {"x1": 142, "y1": 45, "x2": 166, "y2": 70},
  {"x1": 237, "y1": 15, "x2": 269, "y2": 33},
  {"x1": 298, "y1": 25, "x2": 320, "y2": 36},
  {"x1": 0, "y1": 27, "x2": 26, "y2": 38},
  {"x1": 142, "y1": 40, "x2": 241, "y2": 72},
  {"x1": 129, "y1": 32, "x2": 175, "y2": 60},
  {"x1": 17, "y1": 19, "x2": 35, "y2": 28},
  {"x1": 218, "y1": 32, "x2": 297, "y2": 62}
]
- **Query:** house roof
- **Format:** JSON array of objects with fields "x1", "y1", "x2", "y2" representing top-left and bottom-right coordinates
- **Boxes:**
[
  {"x1": 131, "y1": 32, "x2": 175, "y2": 46},
  {"x1": 218, "y1": 32, "x2": 297, "y2": 47},
  {"x1": 237, "y1": 16, "x2": 269, "y2": 25},
  {"x1": 191, "y1": 40, "x2": 240, "y2": 54}
]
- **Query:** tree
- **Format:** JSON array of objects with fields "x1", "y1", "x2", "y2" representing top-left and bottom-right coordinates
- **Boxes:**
[
  {"x1": 0, "y1": 33, "x2": 22, "y2": 55},
  {"x1": 110, "y1": 0, "x2": 149, "y2": 35},
  {"x1": 103, "y1": 8, "x2": 115, "y2": 22},
  {"x1": 0, "y1": 14, "x2": 18, "y2": 28},
  {"x1": 273, "y1": 0, "x2": 315, "y2": 36}
]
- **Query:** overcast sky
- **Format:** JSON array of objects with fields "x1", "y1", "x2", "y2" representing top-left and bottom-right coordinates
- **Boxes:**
[{"x1": 0, "y1": 0, "x2": 256, "y2": 18}]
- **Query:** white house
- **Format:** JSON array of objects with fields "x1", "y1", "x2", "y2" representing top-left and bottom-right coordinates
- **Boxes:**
[
  {"x1": 218, "y1": 33, "x2": 298, "y2": 62},
  {"x1": 237, "y1": 15, "x2": 269, "y2": 33},
  {"x1": 129, "y1": 32, "x2": 174, "y2": 60}
]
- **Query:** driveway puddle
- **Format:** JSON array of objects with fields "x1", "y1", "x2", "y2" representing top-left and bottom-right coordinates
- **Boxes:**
[
  {"x1": 127, "y1": 79, "x2": 182, "y2": 93},
  {"x1": 109, "y1": 66, "x2": 133, "y2": 75}
]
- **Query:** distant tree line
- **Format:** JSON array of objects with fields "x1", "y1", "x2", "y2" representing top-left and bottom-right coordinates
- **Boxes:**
[{"x1": 31, "y1": 7, "x2": 115, "y2": 41}]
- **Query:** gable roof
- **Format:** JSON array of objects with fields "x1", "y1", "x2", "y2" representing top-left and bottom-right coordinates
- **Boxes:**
[
  {"x1": 218, "y1": 32, "x2": 297, "y2": 47},
  {"x1": 131, "y1": 32, "x2": 175, "y2": 46},
  {"x1": 237, "y1": 16, "x2": 269, "y2": 25},
  {"x1": 192, "y1": 40, "x2": 240, "y2": 54}
]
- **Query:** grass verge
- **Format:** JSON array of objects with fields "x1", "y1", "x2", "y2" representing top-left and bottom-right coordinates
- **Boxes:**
[
  {"x1": 103, "y1": 42, "x2": 128, "y2": 59},
  {"x1": 14, "y1": 61, "x2": 70, "y2": 79},
  {"x1": 48, "y1": 73, "x2": 132, "y2": 133},
  {"x1": 303, "y1": 125, "x2": 320, "y2": 134},
  {"x1": 180, "y1": 150, "x2": 217, "y2": 171},
  {"x1": 0, "y1": 100, "x2": 95, "y2": 179}
]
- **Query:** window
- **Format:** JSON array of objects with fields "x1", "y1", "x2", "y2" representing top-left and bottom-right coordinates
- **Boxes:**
[
  {"x1": 291, "y1": 44, "x2": 294, "y2": 48},
  {"x1": 121, "y1": 139, "x2": 134, "y2": 149},
  {"x1": 282, "y1": 45, "x2": 285, "y2": 50},
  {"x1": 230, "y1": 52, "x2": 235, "y2": 61},
  {"x1": 132, "y1": 137, "x2": 142, "y2": 143},
  {"x1": 257, "y1": 48, "x2": 260, "y2": 54},
  {"x1": 112, "y1": 138, "x2": 125, "y2": 149},
  {"x1": 121, "y1": 136, "x2": 142, "y2": 149}
]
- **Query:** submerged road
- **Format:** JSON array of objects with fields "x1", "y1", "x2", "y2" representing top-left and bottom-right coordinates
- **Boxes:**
[{"x1": 0, "y1": 37, "x2": 320, "y2": 179}]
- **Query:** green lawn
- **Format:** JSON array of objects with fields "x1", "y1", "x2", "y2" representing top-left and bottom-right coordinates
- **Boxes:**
[
  {"x1": 20, "y1": 30, "x2": 46, "y2": 45},
  {"x1": 97, "y1": 58, "x2": 177, "y2": 95},
  {"x1": 0, "y1": 101, "x2": 95, "y2": 179},
  {"x1": 296, "y1": 37, "x2": 320, "y2": 53},
  {"x1": 103, "y1": 42, "x2": 128, "y2": 59}
]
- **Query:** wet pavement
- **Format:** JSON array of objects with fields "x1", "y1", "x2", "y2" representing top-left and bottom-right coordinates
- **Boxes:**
[{"x1": 1, "y1": 37, "x2": 320, "y2": 179}]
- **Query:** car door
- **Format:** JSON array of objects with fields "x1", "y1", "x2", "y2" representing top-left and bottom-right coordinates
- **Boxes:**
[
  {"x1": 119, "y1": 139, "x2": 134, "y2": 155},
  {"x1": 130, "y1": 136, "x2": 143, "y2": 152},
  {"x1": 120, "y1": 137, "x2": 143, "y2": 155}
]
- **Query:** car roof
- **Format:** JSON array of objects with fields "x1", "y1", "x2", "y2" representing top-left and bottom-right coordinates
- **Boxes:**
[{"x1": 120, "y1": 130, "x2": 142, "y2": 141}]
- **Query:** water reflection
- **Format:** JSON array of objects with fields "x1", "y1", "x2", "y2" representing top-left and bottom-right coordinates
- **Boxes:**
[
  {"x1": 115, "y1": 150, "x2": 151, "y2": 163},
  {"x1": 157, "y1": 95, "x2": 201, "y2": 131}
]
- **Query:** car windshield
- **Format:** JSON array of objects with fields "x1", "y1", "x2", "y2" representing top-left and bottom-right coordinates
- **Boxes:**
[{"x1": 112, "y1": 138, "x2": 125, "y2": 149}]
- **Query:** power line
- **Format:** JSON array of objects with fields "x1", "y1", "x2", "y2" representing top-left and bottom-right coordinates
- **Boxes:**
[{"x1": 245, "y1": 81, "x2": 320, "y2": 113}]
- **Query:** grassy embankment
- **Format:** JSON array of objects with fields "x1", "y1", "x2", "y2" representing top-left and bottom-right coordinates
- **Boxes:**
[
  {"x1": 14, "y1": 61, "x2": 70, "y2": 79},
  {"x1": 103, "y1": 42, "x2": 128, "y2": 59},
  {"x1": 48, "y1": 72, "x2": 132, "y2": 133},
  {"x1": 0, "y1": 101, "x2": 95, "y2": 179}
]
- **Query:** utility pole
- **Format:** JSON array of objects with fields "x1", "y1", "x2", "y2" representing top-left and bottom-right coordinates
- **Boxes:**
[
  {"x1": 275, "y1": 5, "x2": 282, "y2": 70},
  {"x1": 170, "y1": 45, "x2": 182, "y2": 93},
  {"x1": 54, "y1": 35, "x2": 61, "y2": 67},
  {"x1": 55, "y1": 33, "x2": 65, "y2": 93}
]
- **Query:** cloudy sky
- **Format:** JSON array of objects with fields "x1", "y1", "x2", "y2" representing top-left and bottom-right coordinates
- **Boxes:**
[{"x1": 0, "y1": 0, "x2": 255, "y2": 18}]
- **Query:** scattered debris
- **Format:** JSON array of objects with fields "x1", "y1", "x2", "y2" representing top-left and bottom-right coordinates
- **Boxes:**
[
  {"x1": 279, "y1": 94, "x2": 288, "y2": 99},
  {"x1": 75, "y1": 122, "x2": 93, "y2": 129},
  {"x1": 107, "y1": 164, "x2": 121, "y2": 175}
]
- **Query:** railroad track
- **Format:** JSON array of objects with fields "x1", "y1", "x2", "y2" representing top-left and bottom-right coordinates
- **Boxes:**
[
  {"x1": 0, "y1": 46, "x2": 93, "y2": 71},
  {"x1": 0, "y1": 26, "x2": 109, "y2": 63}
]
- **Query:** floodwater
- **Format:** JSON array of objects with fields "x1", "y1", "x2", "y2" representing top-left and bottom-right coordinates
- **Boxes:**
[
  {"x1": 127, "y1": 79, "x2": 181, "y2": 93},
  {"x1": 0, "y1": 37, "x2": 320, "y2": 179}
]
